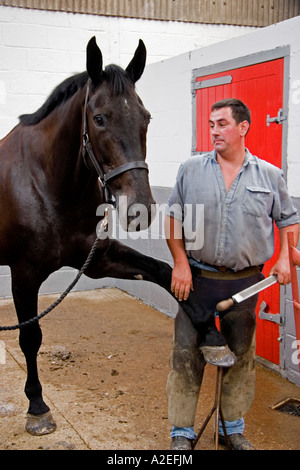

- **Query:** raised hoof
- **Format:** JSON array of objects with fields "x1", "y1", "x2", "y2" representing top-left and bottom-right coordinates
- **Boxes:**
[
  {"x1": 26, "y1": 410, "x2": 57, "y2": 436},
  {"x1": 200, "y1": 345, "x2": 237, "y2": 367}
]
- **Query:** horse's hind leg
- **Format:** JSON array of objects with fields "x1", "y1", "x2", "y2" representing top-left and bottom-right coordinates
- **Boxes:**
[{"x1": 11, "y1": 269, "x2": 56, "y2": 435}]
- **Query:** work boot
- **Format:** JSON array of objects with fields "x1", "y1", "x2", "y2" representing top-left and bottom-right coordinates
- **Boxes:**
[
  {"x1": 170, "y1": 436, "x2": 193, "y2": 450},
  {"x1": 218, "y1": 433, "x2": 255, "y2": 450},
  {"x1": 200, "y1": 345, "x2": 237, "y2": 367}
]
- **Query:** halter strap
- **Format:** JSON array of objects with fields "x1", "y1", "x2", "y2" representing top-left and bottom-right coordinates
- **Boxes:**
[
  {"x1": 104, "y1": 161, "x2": 148, "y2": 183},
  {"x1": 82, "y1": 85, "x2": 148, "y2": 205}
]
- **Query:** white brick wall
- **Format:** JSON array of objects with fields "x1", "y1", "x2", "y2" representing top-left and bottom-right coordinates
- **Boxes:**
[{"x1": 0, "y1": 5, "x2": 256, "y2": 139}]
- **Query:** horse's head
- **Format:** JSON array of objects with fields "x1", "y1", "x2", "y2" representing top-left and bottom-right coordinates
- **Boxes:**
[{"x1": 84, "y1": 37, "x2": 156, "y2": 232}]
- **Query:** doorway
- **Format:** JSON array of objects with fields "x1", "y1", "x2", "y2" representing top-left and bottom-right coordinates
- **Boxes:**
[{"x1": 192, "y1": 47, "x2": 290, "y2": 365}]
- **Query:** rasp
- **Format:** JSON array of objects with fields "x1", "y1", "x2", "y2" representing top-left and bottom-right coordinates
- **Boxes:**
[{"x1": 216, "y1": 275, "x2": 278, "y2": 312}]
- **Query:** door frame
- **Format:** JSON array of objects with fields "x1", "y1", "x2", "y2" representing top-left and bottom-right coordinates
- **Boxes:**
[
  {"x1": 191, "y1": 46, "x2": 290, "y2": 178},
  {"x1": 191, "y1": 46, "x2": 291, "y2": 371}
]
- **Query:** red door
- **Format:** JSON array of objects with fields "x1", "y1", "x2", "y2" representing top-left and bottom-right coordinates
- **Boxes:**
[{"x1": 194, "y1": 58, "x2": 284, "y2": 364}]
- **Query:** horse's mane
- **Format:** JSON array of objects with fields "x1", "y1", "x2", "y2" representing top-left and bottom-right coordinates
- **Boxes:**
[
  {"x1": 19, "y1": 65, "x2": 133, "y2": 126},
  {"x1": 19, "y1": 72, "x2": 89, "y2": 126}
]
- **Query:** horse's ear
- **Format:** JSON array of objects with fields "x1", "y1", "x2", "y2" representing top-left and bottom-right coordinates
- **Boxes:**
[
  {"x1": 86, "y1": 36, "x2": 103, "y2": 86},
  {"x1": 126, "y1": 39, "x2": 146, "y2": 83}
]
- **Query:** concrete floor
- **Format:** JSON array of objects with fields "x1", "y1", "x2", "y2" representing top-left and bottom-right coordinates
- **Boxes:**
[{"x1": 0, "y1": 289, "x2": 299, "y2": 451}]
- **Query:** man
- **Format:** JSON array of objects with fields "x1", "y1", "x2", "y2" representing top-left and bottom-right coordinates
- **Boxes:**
[{"x1": 164, "y1": 99, "x2": 299, "y2": 450}]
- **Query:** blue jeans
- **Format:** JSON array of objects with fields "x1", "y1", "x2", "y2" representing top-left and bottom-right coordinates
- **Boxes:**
[{"x1": 171, "y1": 418, "x2": 245, "y2": 440}]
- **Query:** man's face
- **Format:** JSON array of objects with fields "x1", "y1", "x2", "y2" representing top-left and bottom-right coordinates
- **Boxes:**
[{"x1": 209, "y1": 107, "x2": 249, "y2": 156}]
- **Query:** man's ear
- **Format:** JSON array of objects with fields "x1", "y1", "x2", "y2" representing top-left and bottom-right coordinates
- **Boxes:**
[{"x1": 240, "y1": 120, "x2": 250, "y2": 137}]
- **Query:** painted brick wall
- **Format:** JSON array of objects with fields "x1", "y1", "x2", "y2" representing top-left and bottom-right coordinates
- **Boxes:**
[{"x1": 0, "y1": 6, "x2": 256, "y2": 139}]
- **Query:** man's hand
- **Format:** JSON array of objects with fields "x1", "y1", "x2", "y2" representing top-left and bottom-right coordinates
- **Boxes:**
[
  {"x1": 165, "y1": 215, "x2": 193, "y2": 301},
  {"x1": 269, "y1": 258, "x2": 291, "y2": 285},
  {"x1": 269, "y1": 224, "x2": 299, "y2": 285},
  {"x1": 171, "y1": 260, "x2": 193, "y2": 302}
]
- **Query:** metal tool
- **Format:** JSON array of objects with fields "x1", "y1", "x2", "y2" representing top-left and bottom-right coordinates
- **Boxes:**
[
  {"x1": 216, "y1": 275, "x2": 278, "y2": 312},
  {"x1": 192, "y1": 367, "x2": 230, "y2": 450}
]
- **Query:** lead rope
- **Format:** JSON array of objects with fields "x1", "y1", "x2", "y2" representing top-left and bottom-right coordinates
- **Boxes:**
[{"x1": 0, "y1": 211, "x2": 109, "y2": 331}]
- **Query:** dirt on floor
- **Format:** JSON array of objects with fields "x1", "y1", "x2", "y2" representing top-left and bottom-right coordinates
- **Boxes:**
[{"x1": 0, "y1": 288, "x2": 299, "y2": 451}]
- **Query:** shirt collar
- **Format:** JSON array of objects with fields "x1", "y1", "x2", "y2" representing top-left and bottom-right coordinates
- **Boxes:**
[
  {"x1": 244, "y1": 148, "x2": 258, "y2": 166},
  {"x1": 211, "y1": 148, "x2": 257, "y2": 166}
]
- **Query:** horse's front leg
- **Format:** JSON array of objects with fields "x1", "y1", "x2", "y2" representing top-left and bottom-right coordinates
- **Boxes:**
[
  {"x1": 86, "y1": 240, "x2": 228, "y2": 348},
  {"x1": 11, "y1": 267, "x2": 56, "y2": 435},
  {"x1": 86, "y1": 239, "x2": 173, "y2": 291},
  {"x1": 86, "y1": 239, "x2": 198, "y2": 324}
]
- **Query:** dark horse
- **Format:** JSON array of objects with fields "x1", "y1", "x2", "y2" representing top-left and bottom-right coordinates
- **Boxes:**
[{"x1": 0, "y1": 37, "x2": 226, "y2": 435}]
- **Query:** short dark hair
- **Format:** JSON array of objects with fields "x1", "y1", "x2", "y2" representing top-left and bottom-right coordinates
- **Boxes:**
[{"x1": 211, "y1": 99, "x2": 251, "y2": 127}]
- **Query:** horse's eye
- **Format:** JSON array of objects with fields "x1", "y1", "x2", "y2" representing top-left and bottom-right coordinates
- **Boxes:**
[{"x1": 93, "y1": 115, "x2": 105, "y2": 127}]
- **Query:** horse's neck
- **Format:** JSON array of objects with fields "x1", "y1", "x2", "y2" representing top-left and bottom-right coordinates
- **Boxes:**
[{"x1": 43, "y1": 92, "x2": 94, "y2": 198}]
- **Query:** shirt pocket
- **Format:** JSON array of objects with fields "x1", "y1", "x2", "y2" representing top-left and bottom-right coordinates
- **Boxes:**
[{"x1": 242, "y1": 186, "x2": 272, "y2": 217}]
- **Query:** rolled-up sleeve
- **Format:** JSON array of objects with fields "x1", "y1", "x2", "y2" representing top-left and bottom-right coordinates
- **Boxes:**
[{"x1": 272, "y1": 172, "x2": 300, "y2": 228}]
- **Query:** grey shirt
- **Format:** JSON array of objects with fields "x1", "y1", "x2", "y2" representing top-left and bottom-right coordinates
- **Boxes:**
[{"x1": 166, "y1": 149, "x2": 299, "y2": 272}]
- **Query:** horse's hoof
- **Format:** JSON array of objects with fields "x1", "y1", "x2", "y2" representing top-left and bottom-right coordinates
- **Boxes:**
[
  {"x1": 199, "y1": 345, "x2": 237, "y2": 367},
  {"x1": 25, "y1": 410, "x2": 57, "y2": 435}
]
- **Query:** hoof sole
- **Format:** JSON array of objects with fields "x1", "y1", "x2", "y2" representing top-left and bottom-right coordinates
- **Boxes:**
[
  {"x1": 26, "y1": 410, "x2": 57, "y2": 436},
  {"x1": 200, "y1": 345, "x2": 237, "y2": 367}
]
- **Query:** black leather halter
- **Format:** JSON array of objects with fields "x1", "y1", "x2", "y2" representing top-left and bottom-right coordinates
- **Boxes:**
[{"x1": 82, "y1": 85, "x2": 149, "y2": 205}]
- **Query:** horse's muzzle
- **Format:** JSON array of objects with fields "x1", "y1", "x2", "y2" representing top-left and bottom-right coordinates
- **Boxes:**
[{"x1": 118, "y1": 195, "x2": 156, "y2": 232}]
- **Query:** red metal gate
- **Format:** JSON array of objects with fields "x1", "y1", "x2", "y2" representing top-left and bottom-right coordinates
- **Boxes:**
[{"x1": 194, "y1": 58, "x2": 284, "y2": 364}]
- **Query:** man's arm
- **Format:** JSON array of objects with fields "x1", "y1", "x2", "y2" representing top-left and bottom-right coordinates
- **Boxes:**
[
  {"x1": 269, "y1": 223, "x2": 299, "y2": 284},
  {"x1": 164, "y1": 215, "x2": 193, "y2": 301}
]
